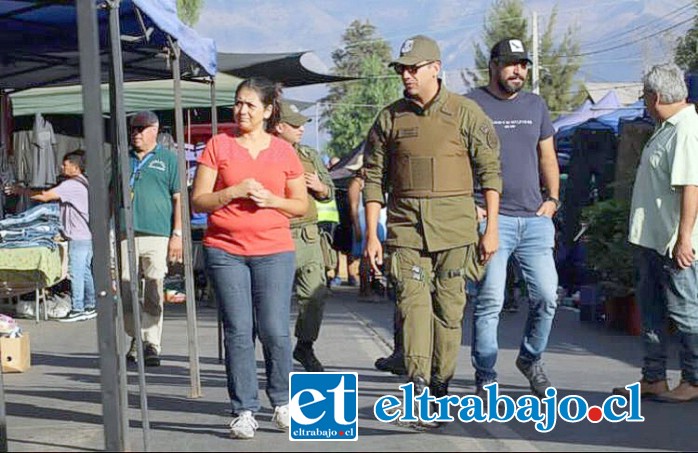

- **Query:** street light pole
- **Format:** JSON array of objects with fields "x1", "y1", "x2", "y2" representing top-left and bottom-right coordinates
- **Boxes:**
[{"x1": 532, "y1": 10, "x2": 540, "y2": 95}]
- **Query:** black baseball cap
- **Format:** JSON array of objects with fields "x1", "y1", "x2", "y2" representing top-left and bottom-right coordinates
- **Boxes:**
[{"x1": 490, "y1": 38, "x2": 533, "y2": 65}]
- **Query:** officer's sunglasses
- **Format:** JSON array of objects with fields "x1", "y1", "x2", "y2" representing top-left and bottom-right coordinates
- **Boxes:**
[{"x1": 393, "y1": 61, "x2": 432, "y2": 76}]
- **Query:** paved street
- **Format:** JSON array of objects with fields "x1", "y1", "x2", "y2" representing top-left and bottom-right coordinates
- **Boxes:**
[{"x1": 1, "y1": 286, "x2": 695, "y2": 451}]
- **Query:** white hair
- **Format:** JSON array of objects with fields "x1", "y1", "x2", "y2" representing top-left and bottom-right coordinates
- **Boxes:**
[{"x1": 643, "y1": 63, "x2": 688, "y2": 104}]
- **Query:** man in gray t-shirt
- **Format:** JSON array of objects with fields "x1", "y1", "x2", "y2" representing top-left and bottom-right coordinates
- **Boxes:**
[
  {"x1": 7, "y1": 150, "x2": 95, "y2": 322},
  {"x1": 467, "y1": 38, "x2": 560, "y2": 399}
]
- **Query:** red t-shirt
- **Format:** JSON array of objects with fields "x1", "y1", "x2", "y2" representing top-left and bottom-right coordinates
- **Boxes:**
[{"x1": 198, "y1": 133, "x2": 304, "y2": 256}]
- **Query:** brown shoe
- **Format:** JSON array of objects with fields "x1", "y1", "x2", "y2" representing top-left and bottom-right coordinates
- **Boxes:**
[
  {"x1": 612, "y1": 379, "x2": 669, "y2": 398},
  {"x1": 654, "y1": 381, "x2": 698, "y2": 403}
]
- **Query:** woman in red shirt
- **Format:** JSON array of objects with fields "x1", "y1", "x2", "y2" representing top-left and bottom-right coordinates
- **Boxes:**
[{"x1": 192, "y1": 78, "x2": 307, "y2": 440}]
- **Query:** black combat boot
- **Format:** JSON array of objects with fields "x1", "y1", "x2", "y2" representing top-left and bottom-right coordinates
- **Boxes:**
[{"x1": 293, "y1": 341, "x2": 324, "y2": 372}]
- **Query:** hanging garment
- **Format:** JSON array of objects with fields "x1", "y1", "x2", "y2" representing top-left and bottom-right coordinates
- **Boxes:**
[{"x1": 31, "y1": 113, "x2": 57, "y2": 187}]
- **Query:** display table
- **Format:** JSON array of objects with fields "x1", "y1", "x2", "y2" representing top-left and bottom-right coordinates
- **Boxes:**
[{"x1": 0, "y1": 243, "x2": 69, "y2": 322}]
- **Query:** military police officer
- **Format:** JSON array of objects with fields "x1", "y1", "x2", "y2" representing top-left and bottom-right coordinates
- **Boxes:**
[
  {"x1": 275, "y1": 101, "x2": 335, "y2": 372},
  {"x1": 363, "y1": 35, "x2": 502, "y2": 415}
]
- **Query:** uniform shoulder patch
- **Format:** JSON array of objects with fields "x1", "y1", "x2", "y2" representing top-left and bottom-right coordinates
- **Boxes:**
[{"x1": 480, "y1": 123, "x2": 499, "y2": 150}]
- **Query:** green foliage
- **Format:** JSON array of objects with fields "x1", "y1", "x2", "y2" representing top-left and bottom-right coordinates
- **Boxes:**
[
  {"x1": 177, "y1": 0, "x2": 204, "y2": 26},
  {"x1": 538, "y1": 6, "x2": 586, "y2": 115},
  {"x1": 466, "y1": 0, "x2": 529, "y2": 87},
  {"x1": 463, "y1": 0, "x2": 584, "y2": 116},
  {"x1": 581, "y1": 200, "x2": 634, "y2": 297},
  {"x1": 322, "y1": 20, "x2": 401, "y2": 157},
  {"x1": 675, "y1": 1, "x2": 698, "y2": 72}
]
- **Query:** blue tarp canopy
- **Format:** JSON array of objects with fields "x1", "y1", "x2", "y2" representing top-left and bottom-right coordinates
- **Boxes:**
[
  {"x1": 591, "y1": 100, "x2": 645, "y2": 132},
  {"x1": 557, "y1": 99, "x2": 645, "y2": 141},
  {"x1": 555, "y1": 100, "x2": 645, "y2": 161},
  {"x1": 553, "y1": 91, "x2": 622, "y2": 132},
  {"x1": 0, "y1": 0, "x2": 217, "y2": 91}
]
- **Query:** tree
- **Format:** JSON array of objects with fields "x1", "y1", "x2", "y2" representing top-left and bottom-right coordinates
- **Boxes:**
[
  {"x1": 463, "y1": 0, "x2": 528, "y2": 88},
  {"x1": 462, "y1": 0, "x2": 585, "y2": 115},
  {"x1": 322, "y1": 20, "x2": 401, "y2": 157},
  {"x1": 538, "y1": 6, "x2": 586, "y2": 115},
  {"x1": 675, "y1": 1, "x2": 698, "y2": 72},
  {"x1": 177, "y1": 0, "x2": 204, "y2": 26}
]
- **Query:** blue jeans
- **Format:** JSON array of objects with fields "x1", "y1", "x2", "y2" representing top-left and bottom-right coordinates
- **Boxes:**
[
  {"x1": 0, "y1": 223, "x2": 61, "y2": 241},
  {"x1": 69, "y1": 240, "x2": 96, "y2": 312},
  {"x1": 472, "y1": 215, "x2": 558, "y2": 384},
  {"x1": 205, "y1": 246, "x2": 296, "y2": 414},
  {"x1": 0, "y1": 202, "x2": 58, "y2": 229},
  {"x1": 636, "y1": 246, "x2": 698, "y2": 385}
]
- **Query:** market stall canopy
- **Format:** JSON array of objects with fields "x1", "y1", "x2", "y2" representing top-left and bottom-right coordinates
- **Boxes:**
[
  {"x1": 0, "y1": 0, "x2": 217, "y2": 91},
  {"x1": 11, "y1": 73, "x2": 241, "y2": 116},
  {"x1": 552, "y1": 91, "x2": 621, "y2": 132},
  {"x1": 217, "y1": 51, "x2": 357, "y2": 87},
  {"x1": 10, "y1": 74, "x2": 319, "y2": 116}
]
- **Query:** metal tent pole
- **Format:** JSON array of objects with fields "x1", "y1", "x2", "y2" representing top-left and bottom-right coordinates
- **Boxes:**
[
  {"x1": 210, "y1": 78, "x2": 218, "y2": 136},
  {"x1": 107, "y1": 2, "x2": 150, "y2": 450},
  {"x1": 209, "y1": 79, "x2": 223, "y2": 364},
  {"x1": 169, "y1": 38, "x2": 202, "y2": 398},
  {"x1": 0, "y1": 366, "x2": 6, "y2": 452},
  {"x1": 0, "y1": 89, "x2": 7, "y2": 453},
  {"x1": 105, "y1": 3, "x2": 130, "y2": 447},
  {"x1": 76, "y1": 0, "x2": 126, "y2": 450}
]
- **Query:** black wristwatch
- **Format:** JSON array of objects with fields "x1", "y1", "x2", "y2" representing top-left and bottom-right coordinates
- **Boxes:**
[{"x1": 545, "y1": 196, "x2": 562, "y2": 211}]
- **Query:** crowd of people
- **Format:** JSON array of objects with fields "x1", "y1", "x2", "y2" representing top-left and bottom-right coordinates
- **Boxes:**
[{"x1": 20, "y1": 32, "x2": 695, "y2": 441}]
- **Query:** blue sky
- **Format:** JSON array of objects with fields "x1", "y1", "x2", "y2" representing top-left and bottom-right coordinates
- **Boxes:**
[{"x1": 194, "y1": 0, "x2": 692, "y2": 148}]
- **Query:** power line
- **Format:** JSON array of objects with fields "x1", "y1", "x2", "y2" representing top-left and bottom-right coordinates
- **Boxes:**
[
  {"x1": 336, "y1": 0, "x2": 640, "y2": 53},
  {"x1": 565, "y1": 15, "x2": 695, "y2": 57},
  {"x1": 580, "y1": 1, "x2": 694, "y2": 50}
]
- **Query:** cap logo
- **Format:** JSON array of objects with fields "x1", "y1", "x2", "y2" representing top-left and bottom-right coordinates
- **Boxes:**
[
  {"x1": 290, "y1": 104, "x2": 299, "y2": 113},
  {"x1": 509, "y1": 39, "x2": 524, "y2": 52},
  {"x1": 401, "y1": 39, "x2": 414, "y2": 55}
]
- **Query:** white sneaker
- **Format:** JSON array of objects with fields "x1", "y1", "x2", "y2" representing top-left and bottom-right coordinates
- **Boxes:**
[
  {"x1": 229, "y1": 411, "x2": 258, "y2": 439},
  {"x1": 272, "y1": 405, "x2": 290, "y2": 430}
]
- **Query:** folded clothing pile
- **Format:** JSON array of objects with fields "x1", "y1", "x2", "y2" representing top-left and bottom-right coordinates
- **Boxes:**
[{"x1": 0, "y1": 202, "x2": 62, "y2": 249}]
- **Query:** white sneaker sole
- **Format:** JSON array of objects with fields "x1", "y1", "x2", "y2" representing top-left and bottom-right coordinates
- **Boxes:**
[{"x1": 230, "y1": 429, "x2": 255, "y2": 439}]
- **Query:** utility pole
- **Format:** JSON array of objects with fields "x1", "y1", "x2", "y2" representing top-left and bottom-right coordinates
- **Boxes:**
[
  {"x1": 315, "y1": 102, "x2": 320, "y2": 151},
  {"x1": 532, "y1": 10, "x2": 540, "y2": 95}
]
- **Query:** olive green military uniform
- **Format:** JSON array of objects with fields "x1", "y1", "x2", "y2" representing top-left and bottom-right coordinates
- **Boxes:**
[
  {"x1": 291, "y1": 144, "x2": 335, "y2": 343},
  {"x1": 363, "y1": 85, "x2": 502, "y2": 386}
]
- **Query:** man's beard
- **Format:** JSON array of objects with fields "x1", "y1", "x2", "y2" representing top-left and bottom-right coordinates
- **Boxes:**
[{"x1": 497, "y1": 75, "x2": 524, "y2": 95}]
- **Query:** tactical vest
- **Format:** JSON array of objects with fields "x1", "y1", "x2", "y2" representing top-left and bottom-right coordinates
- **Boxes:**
[
  {"x1": 389, "y1": 93, "x2": 473, "y2": 198},
  {"x1": 290, "y1": 146, "x2": 319, "y2": 228}
]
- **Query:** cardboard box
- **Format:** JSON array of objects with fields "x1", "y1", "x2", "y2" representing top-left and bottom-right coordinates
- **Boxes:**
[{"x1": 0, "y1": 333, "x2": 31, "y2": 373}]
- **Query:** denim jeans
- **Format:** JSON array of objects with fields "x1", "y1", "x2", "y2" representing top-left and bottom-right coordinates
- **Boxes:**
[
  {"x1": 471, "y1": 214, "x2": 558, "y2": 384},
  {"x1": 69, "y1": 240, "x2": 96, "y2": 312},
  {"x1": 0, "y1": 238, "x2": 58, "y2": 249},
  {"x1": 0, "y1": 223, "x2": 60, "y2": 241},
  {"x1": 205, "y1": 246, "x2": 296, "y2": 414},
  {"x1": 635, "y1": 246, "x2": 698, "y2": 385},
  {"x1": 0, "y1": 202, "x2": 58, "y2": 229}
]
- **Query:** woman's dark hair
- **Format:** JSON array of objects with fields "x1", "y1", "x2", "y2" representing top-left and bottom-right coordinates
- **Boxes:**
[
  {"x1": 63, "y1": 149, "x2": 86, "y2": 172},
  {"x1": 235, "y1": 77, "x2": 283, "y2": 133}
]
